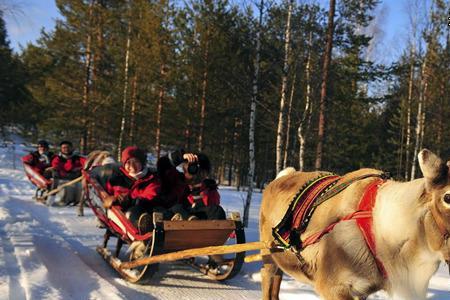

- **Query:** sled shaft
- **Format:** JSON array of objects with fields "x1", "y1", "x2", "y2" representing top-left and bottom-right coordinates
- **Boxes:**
[
  {"x1": 43, "y1": 176, "x2": 83, "y2": 197},
  {"x1": 120, "y1": 241, "x2": 270, "y2": 269}
]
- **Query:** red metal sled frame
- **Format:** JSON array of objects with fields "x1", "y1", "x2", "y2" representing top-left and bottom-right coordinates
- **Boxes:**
[{"x1": 23, "y1": 163, "x2": 52, "y2": 190}]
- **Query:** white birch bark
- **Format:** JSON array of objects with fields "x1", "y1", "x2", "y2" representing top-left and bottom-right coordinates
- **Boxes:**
[
  {"x1": 411, "y1": 56, "x2": 427, "y2": 180},
  {"x1": 275, "y1": 0, "x2": 293, "y2": 174},
  {"x1": 117, "y1": 4, "x2": 132, "y2": 160},
  {"x1": 283, "y1": 73, "x2": 296, "y2": 169},
  {"x1": 404, "y1": 45, "x2": 415, "y2": 179},
  {"x1": 298, "y1": 32, "x2": 313, "y2": 171},
  {"x1": 244, "y1": 0, "x2": 263, "y2": 227}
]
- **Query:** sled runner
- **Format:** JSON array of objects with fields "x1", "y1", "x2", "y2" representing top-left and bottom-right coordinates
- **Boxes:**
[{"x1": 83, "y1": 171, "x2": 254, "y2": 283}]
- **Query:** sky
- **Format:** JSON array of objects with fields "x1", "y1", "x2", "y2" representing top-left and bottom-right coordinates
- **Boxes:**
[{"x1": 2, "y1": 0, "x2": 411, "y2": 64}]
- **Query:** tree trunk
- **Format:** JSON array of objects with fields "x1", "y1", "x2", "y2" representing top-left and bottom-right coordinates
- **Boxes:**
[
  {"x1": 436, "y1": 78, "x2": 444, "y2": 156},
  {"x1": 315, "y1": 0, "x2": 336, "y2": 170},
  {"x1": 129, "y1": 74, "x2": 138, "y2": 145},
  {"x1": 411, "y1": 56, "x2": 428, "y2": 180},
  {"x1": 244, "y1": 0, "x2": 263, "y2": 227},
  {"x1": 80, "y1": 0, "x2": 94, "y2": 154},
  {"x1": 404, "y1": 45, "x2": 415, "y2": 179},
  {"x1": 117, "y1": 5, "x2": 132, "y2": 160},
  {"x1": 155, "y1": 64, "x2": 165, "y2": 159},
  {"x1": 298, "y1": 32, "x2": 313, "y2": 171},
  {"x1": 275, "y1": 0, "x2": 293, "y2": 174},
  {"x1": 283, "y1": 73, "x2": 296, "y2": 169},
  {"x1": 184, "y1": 119, "x2": 191, "y2": 150},
  {"x1": 198, "y1": 29, "x2": 210, "y2": 152}
]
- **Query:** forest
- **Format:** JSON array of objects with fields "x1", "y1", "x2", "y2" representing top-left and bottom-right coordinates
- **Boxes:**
[{"x1": 1, "y1": 0, "x2": 449, "y2": 191}]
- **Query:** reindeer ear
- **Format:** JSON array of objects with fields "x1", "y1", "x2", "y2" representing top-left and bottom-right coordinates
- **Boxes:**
[{"x1": 418, "y1": 149, "x2": 447, "y2": 186}]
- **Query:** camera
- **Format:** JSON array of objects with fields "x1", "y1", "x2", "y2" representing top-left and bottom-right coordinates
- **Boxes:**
[{"x1": 187, "y1": 163, "x2": 200, "y2": 175}]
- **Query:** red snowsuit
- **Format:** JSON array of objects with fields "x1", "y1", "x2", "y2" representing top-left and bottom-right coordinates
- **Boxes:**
[{"x1": 51, "y1": 154, "x2": 86, "y2": 180}]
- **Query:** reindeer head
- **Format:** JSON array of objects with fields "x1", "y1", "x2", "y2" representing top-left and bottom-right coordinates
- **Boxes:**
[
  {"x1": 84, "y1": 150, "x2": 114, "y2": 170},
  {"x1": 419, "y1": 149, "x2": 450, "y2": 254}
]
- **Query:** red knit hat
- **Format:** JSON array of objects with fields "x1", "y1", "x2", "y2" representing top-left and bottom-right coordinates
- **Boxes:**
[{"x1": 121, "y1": 146, "x2": 147, "y2": 165}]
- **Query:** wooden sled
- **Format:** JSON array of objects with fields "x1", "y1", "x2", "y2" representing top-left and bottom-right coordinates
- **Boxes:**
[
  {"x1": 83, "y1": 171, "x2": 265, "y2": 284},
  {"x1": 23, "y1": 163, "x2": 52, "y2": 202}
]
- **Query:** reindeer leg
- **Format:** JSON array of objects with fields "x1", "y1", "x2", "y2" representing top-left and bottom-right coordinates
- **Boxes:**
[
  {"x1": 261, "y1": 260, "x2": 282, "y2": 300},
  {"x1": 271, "y1": 268, "x2": 283, "y2": 299}
]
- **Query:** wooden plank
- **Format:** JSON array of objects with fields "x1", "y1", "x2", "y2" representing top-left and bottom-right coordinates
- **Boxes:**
[{"x1": 120, "y1": 241, "x2": 271, "y2": 269}]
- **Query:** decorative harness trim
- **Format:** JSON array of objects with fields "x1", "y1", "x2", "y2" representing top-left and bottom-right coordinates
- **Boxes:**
[{"x1": 273, "y1": 173, "x2": 340, "y2": 248}]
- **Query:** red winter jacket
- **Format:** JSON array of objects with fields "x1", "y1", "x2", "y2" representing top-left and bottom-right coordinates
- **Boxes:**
[
  {"x1": 129, "y1": 172, "x2": 162, "y2": 205},
  {"x1": 105, "y1": 167, "x2": 162, "y2": 207},
  {"x1": 103, "y1": 166, "x2": 134, "y2": 198},
  {"x1": 51, "y1": 154, "x2": 86, "y2": 180},
  {"x1": 187, "y1": 180, "x2": 220, "y2": 207},
  {"x1": 22, "y1": 151, "x2": 54, "y2": 174}
]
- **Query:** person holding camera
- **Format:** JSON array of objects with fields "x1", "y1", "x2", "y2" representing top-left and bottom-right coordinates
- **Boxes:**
[{"x1": 157, "y1": 149, "x2": 225, "y2": 221}]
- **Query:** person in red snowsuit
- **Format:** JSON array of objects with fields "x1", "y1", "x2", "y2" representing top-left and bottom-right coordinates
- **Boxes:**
[
  {"x1": 101, "y1": 146, "x2": 162, "y2": 211},
  {"x1": 46, "y1": 141, "x2": 86, "y2": 206},
  {"x1": 51, "y1": 141, "x2": 86, "y2": 180},
  {"x1": 22, "y1": 140, "x2": 54, "y2": 179}
]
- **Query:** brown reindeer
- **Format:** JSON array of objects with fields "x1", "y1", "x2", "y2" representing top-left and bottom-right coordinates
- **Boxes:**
[{"x1": 259, "y1": 149, "x2": 450, "y2": 300}]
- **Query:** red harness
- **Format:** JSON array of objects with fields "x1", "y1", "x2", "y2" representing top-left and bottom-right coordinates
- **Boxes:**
[{"x1": 302, "y1": 178, "x2": 388, "y2": 278}]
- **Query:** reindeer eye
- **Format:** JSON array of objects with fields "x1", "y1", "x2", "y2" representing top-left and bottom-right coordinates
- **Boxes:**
[{"x1": 444, "y1": 194, "x2": 450, "y2": 204}]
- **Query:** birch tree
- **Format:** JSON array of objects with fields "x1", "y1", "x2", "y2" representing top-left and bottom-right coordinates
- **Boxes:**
[
  {"x1": 298, "y1": 31, "x2": 313, "y2": 171},
  {"x1": 244, "y1": 0, "x2": 263, "y2": 228},
  {"x1": 80, "y1": 0, "x2": 94, "y2": 154},
  {"x1": 117, "y1": 2, "x2": 132, "y2": 160},
  {"x1": 275, "y1": 0, "x2": 293, "y2": 174}
]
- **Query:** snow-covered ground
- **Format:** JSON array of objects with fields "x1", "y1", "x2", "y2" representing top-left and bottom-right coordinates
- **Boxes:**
[{"x1": 0, "y1": 136, "x2": 450, "y2": 299}]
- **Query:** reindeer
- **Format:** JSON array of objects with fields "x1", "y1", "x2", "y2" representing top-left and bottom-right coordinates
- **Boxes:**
[{"x1": 259, "y1": 149, "x2": 450, "y2": 300}]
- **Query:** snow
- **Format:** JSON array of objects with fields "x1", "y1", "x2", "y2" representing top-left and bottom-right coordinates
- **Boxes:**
[{"x1": 0, "y1": 137, "x2": 450, "y2": 299}]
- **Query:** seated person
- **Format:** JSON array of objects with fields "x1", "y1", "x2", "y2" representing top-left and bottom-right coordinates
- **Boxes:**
[
  {"x1": 48, "y1": 141, "x2": 86, "y2": 206},
  {"x1": 188, "y1": 178, "x2": 225, "y2": 220},
  {"x1": 102, "y1": 146, "x2": 161, "y2": 211},
  {"x1": 100, "y1": 146, "x2": 163, "y2": 234},
  {"x1": 22, "y1": 140, "x2": 54, "y2": 180},
  {"x1": 157, "y1": 150, "x2": 225, "y2": 220},
  {"x1": 51, "y1": 141, "x2": 86, "y2": 180}
]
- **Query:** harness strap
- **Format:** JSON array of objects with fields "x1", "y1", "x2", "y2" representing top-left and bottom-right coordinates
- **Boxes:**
[
  {"x1": 356, "y1": 179, "x2": 388, "y2": 278},
  {"x1": 300, "y1": 178, "x2": 388, "y2": 279},
  {"x1": 302, "y1": 210, "x2": 371, "y2": 247}
]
